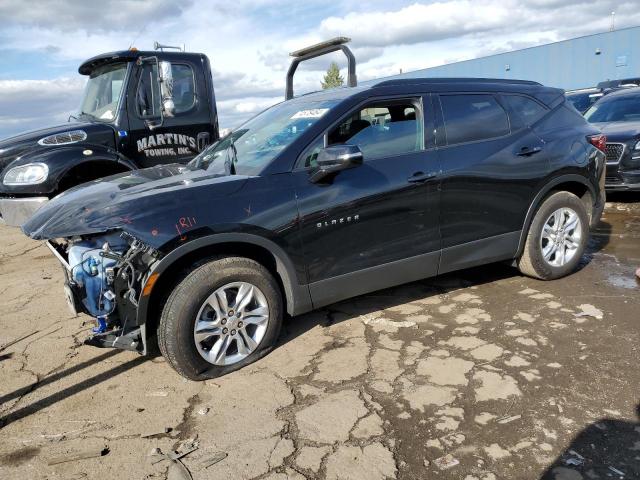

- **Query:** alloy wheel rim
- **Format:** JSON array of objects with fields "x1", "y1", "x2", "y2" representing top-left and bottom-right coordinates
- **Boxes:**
[
  {"x1": 193, "y1": 281, "x2": 269, "y2": 366},
  {"x1": 540, "y1": 207, "x2": 582, "y2": 267}
]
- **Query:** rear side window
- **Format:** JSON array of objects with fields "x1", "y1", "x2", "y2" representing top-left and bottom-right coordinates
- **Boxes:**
[
  {"x1": 440, "y1": 94, "x2": 509, "y2": 145},
  {"x1": 501, "y1": 94, "x2": 548, "y2": 130}
]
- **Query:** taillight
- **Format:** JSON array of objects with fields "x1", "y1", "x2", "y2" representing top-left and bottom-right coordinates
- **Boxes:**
[{"x1": 588, "y1": 134, "x2": 607, "y2": 152}]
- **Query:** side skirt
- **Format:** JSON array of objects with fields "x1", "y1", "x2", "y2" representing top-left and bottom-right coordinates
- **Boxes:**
[
  {"x1": 438, "y1": 231, "x2": 521, "y2": 275},
  {"x1": 309, "y1": 251, "x2": 440, "y2": 310}
]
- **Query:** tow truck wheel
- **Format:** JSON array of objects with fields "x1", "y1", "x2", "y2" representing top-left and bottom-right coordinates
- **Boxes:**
[
  {"x1": 517, "y1": 191, "x2": 589, "y2": 280},
  {"x1": 158, "y1": 256, "x2": 283, "y2": 380}
]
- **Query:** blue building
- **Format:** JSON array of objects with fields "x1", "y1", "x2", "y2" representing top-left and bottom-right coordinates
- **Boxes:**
[{"x1": 397, "y1": 26, "x2": 640, "y2": 90}]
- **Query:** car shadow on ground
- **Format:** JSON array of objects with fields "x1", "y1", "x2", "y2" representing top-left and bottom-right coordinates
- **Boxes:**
[
  {"x1": 0, "y1": 350, "x2": 146, "y2": 429},
  {"x1": 539, "y1": 404, "x2": 640, "y2": 479},
  {"x1": 280, "y1": 260, "x2": 520, "y2": 344},
  {"x1": 280, "y1": 217, "x2": 614, "y2": 346}
]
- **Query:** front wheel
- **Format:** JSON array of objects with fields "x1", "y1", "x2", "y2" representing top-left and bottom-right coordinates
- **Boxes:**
[
  {"x1": 517, "y1": 191, "x2": 589, "y2": 280},
  {"x1": 158, "y1": 256, "x2": 283, "y2": 380}
]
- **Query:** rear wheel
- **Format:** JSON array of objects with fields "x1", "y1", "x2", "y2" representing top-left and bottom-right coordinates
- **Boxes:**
[
  {"x1": 518, "y1": 191, "x2": 589, "y2": 280},
  {"x1": 158, "y1": 256, "x2": 283, "y2": 380}
]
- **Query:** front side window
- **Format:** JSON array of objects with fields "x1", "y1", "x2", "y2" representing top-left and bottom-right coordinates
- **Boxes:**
[
  {"x1": 440, "y1": 94, "x2": 509, "y2": 145},
  {"x1": 584, "y1": 94, "x2": 640, "y2": 123},
  {"x1": 300, "y1": 100, "x2": 423, "y2": 168},
  {"x1": 137, "y1": 63, "x2": 195, "y2": 117},
  {"x1": 79, "y1": 62, "x2": 128, "y2": 122},
  {"x1": 189, "y1": 99, "x2": 340, "y2": 175}
]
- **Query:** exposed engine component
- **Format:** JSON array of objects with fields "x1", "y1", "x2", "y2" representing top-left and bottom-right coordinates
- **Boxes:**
[
  {"x1": 48, "y1": 230, "x2": 160, "y2": 353},
  {"x1": 68, "y1": 233, "x2": 127, "y2": 332}
]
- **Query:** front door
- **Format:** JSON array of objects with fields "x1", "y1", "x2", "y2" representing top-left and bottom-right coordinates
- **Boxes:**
[
  {"x1": 292, "y1": 96, "x2": 441, "y2": 307},
  {"x1": 124, "y1": 59, "x2": 213, "y2": 168}
]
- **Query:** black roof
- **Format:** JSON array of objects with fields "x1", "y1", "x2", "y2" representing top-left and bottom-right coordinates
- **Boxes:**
[
  {"x1": 296, "y1": 76, "x2": 562, "y2": 109},
  {"x1": 78, "y1": 50, "x2": 204, "y2": 75}
]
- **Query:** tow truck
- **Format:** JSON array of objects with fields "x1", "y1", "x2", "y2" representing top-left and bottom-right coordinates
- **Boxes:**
[{"x1": 0, "y1": 42, "x2": 220, "y2": 226}]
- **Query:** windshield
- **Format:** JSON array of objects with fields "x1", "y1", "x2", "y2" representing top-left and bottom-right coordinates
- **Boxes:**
[
  {"x1": 584, "y1": 94, "x2": 640, "y2": 123},
  {"x1": 79, "y1": 62, "x2": 128, "y2": 122},
  {"x1": 188, "y1": 99, "x2": 340, "y2": 175}
]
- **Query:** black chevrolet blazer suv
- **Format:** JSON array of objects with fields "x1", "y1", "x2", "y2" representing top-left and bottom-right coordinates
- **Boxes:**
[{"x1": 23, "y1": 77, "x2": 606, "y2": 380}]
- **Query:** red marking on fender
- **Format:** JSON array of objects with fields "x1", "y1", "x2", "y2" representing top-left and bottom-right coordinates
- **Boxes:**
[{"x1": 175, "y1": 216, "x2": 196, "y2": 241}]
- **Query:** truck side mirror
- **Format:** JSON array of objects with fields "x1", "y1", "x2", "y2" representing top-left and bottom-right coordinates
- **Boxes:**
[
  {"x1": 158, "y1": 61, "x2": 175, "y2": 118},
  {"x1": 309, "y1": 144, "x2": 363, "y2": 183},
  {"x1": 137, "y1": 56, "x2": 175, "y2": 129}
]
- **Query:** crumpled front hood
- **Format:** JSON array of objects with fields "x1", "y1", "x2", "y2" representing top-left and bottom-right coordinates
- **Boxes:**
[
  {"x1": 0, "y1": 121, "x2": 116, "y2": 173},
  {"x1": 593, "y1": 121, "x2": 640, "y2": 142},
  {"x1": 22, "y1": 164, "x2": 248, "y2": 244}
]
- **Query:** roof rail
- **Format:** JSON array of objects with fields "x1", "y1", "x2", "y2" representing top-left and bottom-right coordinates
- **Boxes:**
[
  {"x1": 373, "y1": 77, "x2": 542, "y2": 88},
  {"x1": 286, "y1": 37, "x2": 357, "y2": 100}
]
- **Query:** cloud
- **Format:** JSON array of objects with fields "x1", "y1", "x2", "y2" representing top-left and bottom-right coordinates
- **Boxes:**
[
  {"x1": 0, "y1": 0, "x2": 191, "y2": 32},
  {"x1": 318, "y1": 0, "x2": 640, "y2": 48},
  {"x1": 0, "y1": 78, "x2": 85, "y2": 139},
  {"x1": 3, "y1": 0, "x2": 640, "y2": 140}
]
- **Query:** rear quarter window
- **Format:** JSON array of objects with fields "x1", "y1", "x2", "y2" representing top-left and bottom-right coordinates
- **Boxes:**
[
  {"x1": 440, "y1": 94, "x2": 509, "y2": 145},
  {"x1": 501, "y1": 94, "x2": 548, "y2": 130}
]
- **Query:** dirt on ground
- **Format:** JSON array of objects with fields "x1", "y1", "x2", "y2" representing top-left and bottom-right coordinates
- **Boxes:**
[{"x1": 1, "y1": 195, "x2": 639, "y2": 480}]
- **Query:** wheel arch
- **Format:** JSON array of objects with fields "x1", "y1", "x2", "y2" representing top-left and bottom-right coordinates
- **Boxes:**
[
  {"x1": 137, "y1": 234, "x2": 313, "y2": 346},
  {"x1": 55, "y1": 158, "x2": 133, "y2": 192},
  {"x1": 44, "y1": 144, "x2": 136, "y2": 193},
  {"x1": 516, "y1": 175, "x2": 595, "y2": 257}
]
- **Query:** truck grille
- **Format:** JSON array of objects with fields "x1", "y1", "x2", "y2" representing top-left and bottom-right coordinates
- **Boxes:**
[{"x1": 605, "y1": 143, "x2": 624, "y2": 164}]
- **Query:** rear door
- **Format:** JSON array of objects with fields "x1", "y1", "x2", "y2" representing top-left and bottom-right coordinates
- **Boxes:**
[
  {"x1": 436, "y1": 92, "x2": 548, "y2": 273},
  {"x1": 292, "y1": 95, "x2": 441, "y2": 306},
  {"x1": 124, "y1": 59, "x2": 213, "y2": 167}
]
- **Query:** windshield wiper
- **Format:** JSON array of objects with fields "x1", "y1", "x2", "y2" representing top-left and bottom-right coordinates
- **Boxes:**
[{"x1": 78, "y1": 111, "x2": 97, "y2": 121}]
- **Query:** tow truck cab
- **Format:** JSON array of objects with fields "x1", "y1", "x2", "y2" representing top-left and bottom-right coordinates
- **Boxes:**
[{"x1": 0, "y1": 46, "x2": 219, "y2": 226}]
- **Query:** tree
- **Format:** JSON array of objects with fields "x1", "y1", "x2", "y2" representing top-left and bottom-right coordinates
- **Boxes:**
[{"x1": 321, "y1": 62, "x2": 344, "y2": 89}]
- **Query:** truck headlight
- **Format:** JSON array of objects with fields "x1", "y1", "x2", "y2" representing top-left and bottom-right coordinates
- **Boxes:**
[
  {"x1": 3, "y1": 163, "x2": 49, "y2": 185},
  {"x1": 634, "y1": 140, "x2": 640, "y2": 150}
]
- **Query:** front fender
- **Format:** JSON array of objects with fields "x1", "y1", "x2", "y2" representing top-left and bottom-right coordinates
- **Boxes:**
[
  {"x1": 0, "y1": 144, "x2": 133, "y2": 196},
  {"x1": 136, "y1": 233, "x2": 314, "y2": 329}
]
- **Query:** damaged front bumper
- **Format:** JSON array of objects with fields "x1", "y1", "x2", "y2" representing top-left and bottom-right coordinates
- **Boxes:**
[{"x1": 46, "y1": 232, "x2": 161, "y2": 355}]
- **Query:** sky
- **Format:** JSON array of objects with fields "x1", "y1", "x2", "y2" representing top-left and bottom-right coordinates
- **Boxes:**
[{"x1": 0, "y1": 0, "x2": 638, "y2": 140}]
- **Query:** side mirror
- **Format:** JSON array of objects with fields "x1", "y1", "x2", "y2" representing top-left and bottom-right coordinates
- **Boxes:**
[
  {"x1": 158, "y1": 61, "x2": 175, "y2": 118},
  {"x1": 309, "y1": 144, "x2": 363, "y2": 183}
]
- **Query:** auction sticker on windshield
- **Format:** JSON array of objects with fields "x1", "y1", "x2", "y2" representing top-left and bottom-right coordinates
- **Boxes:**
[{"x1": 291, "y1": 108, "x2": 329, "y2": 119}]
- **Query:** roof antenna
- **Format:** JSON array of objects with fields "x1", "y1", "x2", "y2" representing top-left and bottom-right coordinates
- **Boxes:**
[{"x1": 128, "y1": 19, "x2": 150, "y2": 49}]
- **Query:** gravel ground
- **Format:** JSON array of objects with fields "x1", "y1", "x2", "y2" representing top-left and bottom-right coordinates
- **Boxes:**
[{"x1": 0, "y1": 196, "x2": 639, "y2": 480}]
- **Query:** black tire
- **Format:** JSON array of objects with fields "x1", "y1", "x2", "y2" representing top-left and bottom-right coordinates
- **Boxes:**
[
  {"x1": 158, "y1": 256, "x2": 283, "y2": 380},
  {"x1": 518, "y1": 191, "x2": 589, "y2": 280}
]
